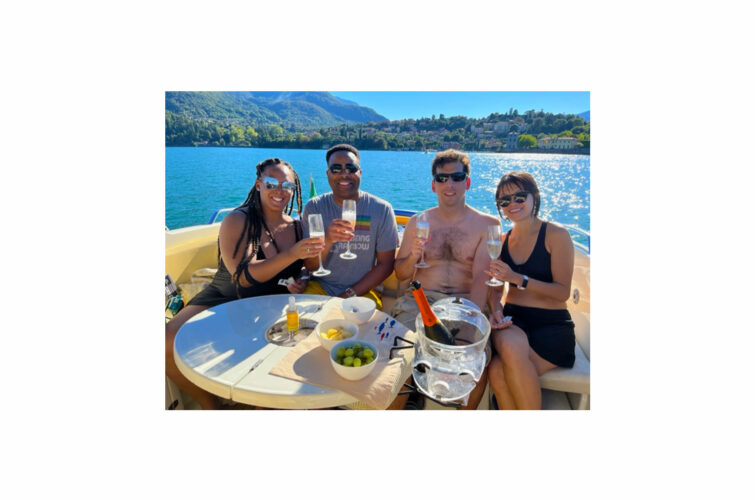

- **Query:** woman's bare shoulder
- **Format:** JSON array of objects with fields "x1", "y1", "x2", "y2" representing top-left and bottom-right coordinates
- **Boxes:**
[
  {"x1": 219, "y1": 209, "x2": 251, "y2": 239},
  {"x1": 544, "y1": 220, "x2": 573, "y2": 248},
  {"x1": 221, "y1": 209, "x2": 247, "y2": 226},
  {"x1": 545, "y1": 220, "x2": 571, "y2": 236}
]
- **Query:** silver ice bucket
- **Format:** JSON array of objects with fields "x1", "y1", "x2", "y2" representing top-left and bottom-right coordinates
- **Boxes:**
[{"x1": 412, "y1": 297, "x2": 491, "y2": 405}]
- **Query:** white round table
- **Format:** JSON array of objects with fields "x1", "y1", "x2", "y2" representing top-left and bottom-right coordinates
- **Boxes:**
[{"x1": 174, "y1": 294, "x2": 367, "y2": 409}]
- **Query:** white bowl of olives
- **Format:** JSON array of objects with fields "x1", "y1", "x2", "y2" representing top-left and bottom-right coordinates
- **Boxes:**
[{"x1": 330, "y1": 339, "x2": 379, "y2": 381}]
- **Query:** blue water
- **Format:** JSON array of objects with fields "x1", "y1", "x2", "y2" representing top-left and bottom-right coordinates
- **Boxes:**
[{"x1": 166, "y1": 147, "x2": 590, "y2": 243}]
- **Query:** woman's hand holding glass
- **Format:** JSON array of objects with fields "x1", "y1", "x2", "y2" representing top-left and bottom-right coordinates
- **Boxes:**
[
  {"x1": 485, "y1": 259, "x2": 517, "y2": 285},
  {"x1": 288, "y1": 236, "x2": 326, "y2": 261}
]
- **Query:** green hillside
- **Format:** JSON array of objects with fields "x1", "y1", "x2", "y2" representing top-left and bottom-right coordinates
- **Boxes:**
[{"x1": 165, "y1": 91, "x2": 387, "y2": 129}]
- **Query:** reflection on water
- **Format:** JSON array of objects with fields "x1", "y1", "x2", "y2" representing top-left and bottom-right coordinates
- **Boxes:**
[{"x1": 166, "y1": 148, "x2": 590, "y2": 245}]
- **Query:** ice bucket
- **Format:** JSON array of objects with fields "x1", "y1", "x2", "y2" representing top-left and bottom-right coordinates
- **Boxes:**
[{"x1": 412, "y1": 297, "x2": 491, "y2": 404}]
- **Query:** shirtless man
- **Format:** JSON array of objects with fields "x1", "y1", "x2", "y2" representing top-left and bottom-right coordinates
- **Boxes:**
[{"x1": 390, "y1": 149, "x2": 500, "y2": 409}]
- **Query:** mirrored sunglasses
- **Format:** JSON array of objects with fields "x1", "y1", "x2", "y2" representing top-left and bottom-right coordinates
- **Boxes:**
[
  {"x1": 496, "y1": 191, "x2": 529, "y2": 207},
  {"x1": 328, "y1": 164, "x2": 360, "y2": 174},
  {"x1": 433, "y1": 172, "x2": 468, "y2": 183},
  {"x1": 261, "y1": 177, "x2": 295, "y2": 193}
]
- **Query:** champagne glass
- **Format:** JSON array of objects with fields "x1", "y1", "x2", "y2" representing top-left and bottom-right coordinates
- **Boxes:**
[
  {"x1": 339, "y1": 199, "x2": 357, "y2": 260},
  {"x1": 308, "y1": 213, "x2": 331, "y2": 277},
  {"x1": 485, "y1": 224, "x2": 504, "y2": 286},
  {"x1": 414, "y1": 211, "x2": 431, "y2": 268}
]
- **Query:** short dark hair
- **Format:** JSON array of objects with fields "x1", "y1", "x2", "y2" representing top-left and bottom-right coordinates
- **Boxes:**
[
  {"x1": 495, "y1": 171, "x2": 541, "y2": 218},
  {"x1": 326, "y1": 144, "x2": 360, "y2": 163},
  {"x1": 431, "y1": 149, "x2": 471, "y2": 176}
]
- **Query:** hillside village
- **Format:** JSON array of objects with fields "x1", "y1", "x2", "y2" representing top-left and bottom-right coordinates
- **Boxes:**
[{"x1": 166, "y1": 108, "x2": 589, "y2": 154}]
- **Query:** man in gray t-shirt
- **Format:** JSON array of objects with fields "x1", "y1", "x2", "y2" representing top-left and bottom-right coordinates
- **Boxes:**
[{"x1": 301, "y1": 144, "x2": 398, "y2": 310}]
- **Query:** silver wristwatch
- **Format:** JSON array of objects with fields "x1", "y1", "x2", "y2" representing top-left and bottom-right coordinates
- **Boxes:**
[{"x1": 345, "y1": 287, "x2": 357, "y2": 298}]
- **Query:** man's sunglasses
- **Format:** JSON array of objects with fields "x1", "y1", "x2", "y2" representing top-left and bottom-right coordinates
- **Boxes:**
[
  {"x1": 329, "y1": 164, "x2": 360, "y2": 174},
  {"x1": 433, "y1": 172, "x2": 468, "y2": 183},
  {"x1": 261, "y1": 177, "x2": 296, "y2": 193},
  {"x1": 496, "y1": 191, "x2": 529, "y2": 207}
]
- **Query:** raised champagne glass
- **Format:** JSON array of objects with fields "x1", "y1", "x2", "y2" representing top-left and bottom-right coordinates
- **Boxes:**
[
  {"x1": 308, "y1": 213, "x2": 331, "y2": 277},
  {"x1": 485, "y1": 223, "x2": 504, "y2": 286},
  {"x1": 339, "y1": 199, "x2": 357, "y2": 260},
  {"x1": 414, "y1": 211, "x2": 431, "y2": 268}
]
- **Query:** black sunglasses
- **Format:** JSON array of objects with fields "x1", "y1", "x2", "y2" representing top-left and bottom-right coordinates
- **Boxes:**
[
  {"x1": 329, "y1": 163, "x2": 360, "y2": 174},
  {"x1": 496, "y1": 191, "x2": 529, "y2": 207},
  {"x1": 261, "y1": 176, "x2": 296, "y2": 193},
  {"x1": 433, "y1": 172, "x2": 468, "y2": 183}
]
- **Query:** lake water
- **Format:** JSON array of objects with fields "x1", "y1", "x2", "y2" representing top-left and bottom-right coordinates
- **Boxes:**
[{"x1": 166, "y1": 147, "x2": 590, "y2": 245}]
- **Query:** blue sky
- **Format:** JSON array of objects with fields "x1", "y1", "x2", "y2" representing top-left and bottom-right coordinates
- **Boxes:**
[{"x1": 330, "y1": 91, "x2": 589, "y2": 121}]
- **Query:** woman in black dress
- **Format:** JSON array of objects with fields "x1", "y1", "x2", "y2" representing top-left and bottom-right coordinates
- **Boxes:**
[
  {"x1": 485, "y1": 171, "x2": 576, "y2": 410},
  {"x1": 166, "y1": 158, "x2": 324, "y2": 409}
]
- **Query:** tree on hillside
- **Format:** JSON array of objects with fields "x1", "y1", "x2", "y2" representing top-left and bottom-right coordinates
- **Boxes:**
[
  {"x1": 269, "y1": 125, "x2": 284, "y2": 139},
  {"x1": 518, "y1": 134, "x2": 537, "y2": 149}
]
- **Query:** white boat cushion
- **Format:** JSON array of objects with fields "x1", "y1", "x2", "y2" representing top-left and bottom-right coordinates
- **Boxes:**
[{"x1": 539, "y1": 342, "x2": 590, "y2": 395}]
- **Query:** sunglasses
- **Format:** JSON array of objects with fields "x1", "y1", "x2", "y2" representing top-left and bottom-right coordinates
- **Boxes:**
[
  {"x1": 261, "y1": 176, "x2": 295, "y2": 193},
  {"x1": 328, "y1": 163, "x2": 360, "y2": 174},
  {"x1": 433, "y1": 172, "x2": 468, "y2": 183},
  {"x1": 496, "y1": 191, "x2": 529, "y2": 207}
]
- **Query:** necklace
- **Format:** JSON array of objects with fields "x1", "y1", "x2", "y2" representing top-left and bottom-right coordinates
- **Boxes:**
[{"x1": 261, "y1": 219, "x2": 283, "y2": 252}]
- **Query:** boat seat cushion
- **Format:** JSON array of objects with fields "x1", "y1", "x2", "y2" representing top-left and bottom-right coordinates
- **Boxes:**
[
  {"x1": 177, "y1": 268, "x2": 217, "y2": 304},
  {"x1": 190, "y1": 267, "x2": 217, "y2": 283},
  {"x1": 539, "y1": 341, "x2": 590, "y2": 395}
]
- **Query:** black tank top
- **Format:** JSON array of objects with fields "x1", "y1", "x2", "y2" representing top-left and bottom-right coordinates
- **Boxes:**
[
  {"x1": 500, "y1": 221, "x2": 553, "y2": 284},
  {"x1": 211, "y1": 219, "x2": 304, "y2": 299}
]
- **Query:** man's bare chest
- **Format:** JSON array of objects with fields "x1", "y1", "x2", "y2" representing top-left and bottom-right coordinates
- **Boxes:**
[{"x1": 423, "y1": 226, "x2": 477, "y2": 263}]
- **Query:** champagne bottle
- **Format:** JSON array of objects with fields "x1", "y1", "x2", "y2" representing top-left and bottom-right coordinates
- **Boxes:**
[{"x1": 409, "y1": 280, "x2": 455, "y2": 345}]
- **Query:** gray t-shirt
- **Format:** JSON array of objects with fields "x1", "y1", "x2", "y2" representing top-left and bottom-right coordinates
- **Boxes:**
[{"x1": 301, "y1": 191, "x2": 398, "y2": 296}]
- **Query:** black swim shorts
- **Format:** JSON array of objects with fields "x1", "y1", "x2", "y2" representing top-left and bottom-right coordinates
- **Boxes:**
[{"x1": 502, "y1": 303, "x2": 576, "y2": 368}]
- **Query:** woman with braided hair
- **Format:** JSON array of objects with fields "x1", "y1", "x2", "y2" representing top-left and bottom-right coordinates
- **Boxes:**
[{"x1": 166, "y1": 158, "x2": 324, "y2": 409}]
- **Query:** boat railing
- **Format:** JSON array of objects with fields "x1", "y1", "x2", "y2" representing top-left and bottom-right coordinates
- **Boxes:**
[
  {"x1": 563, "y1": 224, "x2": 590, "y2": 255},
  {"x1": 208, "y1": 208, "x2": 234, "y2": 224}
]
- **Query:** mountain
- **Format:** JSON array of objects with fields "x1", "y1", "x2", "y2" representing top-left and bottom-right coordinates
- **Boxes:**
[
  {"x1": 165, "y1": 91, "x2": 388, "y2": 129},
  {"x1": 578, "y1": 110, "x2": 590, "y2": 122}
]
